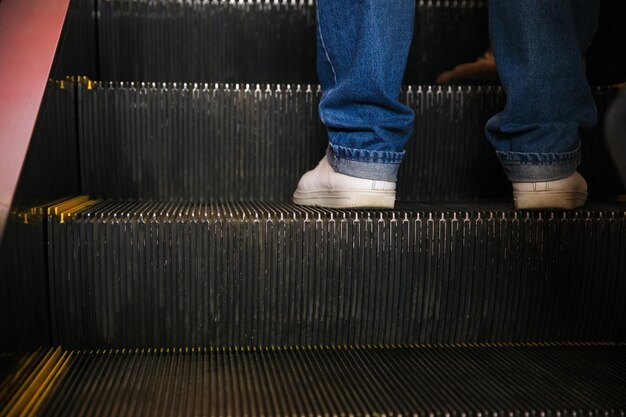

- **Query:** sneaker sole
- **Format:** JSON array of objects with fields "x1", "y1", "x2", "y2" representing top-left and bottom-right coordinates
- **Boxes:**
[
  {"x1": 513, "y1": 190, "x2": 588, "y2": 210},
  {"x1": 293, "y1": 190, "x2": 396, "y2": 209}
]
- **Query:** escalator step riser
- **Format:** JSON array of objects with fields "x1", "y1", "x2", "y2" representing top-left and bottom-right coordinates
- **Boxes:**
[
  {"x1": 56, "y1": 0, "x2": 490, "y2": 84},
  {"x1": 72, "y1": 82, "x2": 622, "y2": 201},
  {"x1": 15, "y1": 83, "x2": 80, "y2": 208},
  {"x1": 0, "y1": 81, "x2": 80, "y2": 351},
  {"x1": 40, "y1": 345, "x2": 626, "y2": 416},
  {"x1": 53, "y1": 0, "x2": 99, "y2": 80},
  {"x1": 0, "y1": 219, "x2": 49, "y2": 351},
  {"x1": 47, "y1": 201, "x2": 626, "y2": 348}
]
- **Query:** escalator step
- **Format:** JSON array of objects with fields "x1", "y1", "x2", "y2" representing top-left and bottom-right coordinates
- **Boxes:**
[
  {"x1": 46, "y1": 200, "x2": 626, "y2": 348},
  {"x1": 69, "y1": 82, "x2": 623, "y2": 201},
  {"x1": 57, "y1": 0, "x2": 489, "y2": 84},
  {"x1": 0, "y1": 348, "x2": 69, "y2": 417},
  {"x1": 0, "y1": 216, "x2": 50, "y2": 351},
  {"x1": 39, "y1": 344, "x2": 626, "y2": 417},
  {"x1": 52, "y1": 0, "x2": 98, "y2": 80}
]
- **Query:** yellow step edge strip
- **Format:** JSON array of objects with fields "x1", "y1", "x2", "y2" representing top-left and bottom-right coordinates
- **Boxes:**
[
  {"x1": 0, "y1": 350, "x2": 41, "y2": 401},
  {"x1": 64, "y1": 75, "x2": 98, "y2": 90},
  {"x1": 30, "y1": 196, "x2": 75, "y2": 218},
  {"x1": 11, "y1": 196, "x2": 93, "y2": 225},
  {"x1": 47, "y1": 196, "x2": 89, "y2": 217},
  {"x1": 2, "y1": 349, "x2": 57, "y2": 413},
  {"x1": 0, "y1": 342, "x2": 620, "y2": 415},
  {"x1": 59, "y1": 200, "x2": 98, "y2": 224},
  {"x1": 3, "y1": 347, "x2": 70, "y2": 417},
  {"x1": 21, "y1": 351, "x2": 72, "y2": 417}
]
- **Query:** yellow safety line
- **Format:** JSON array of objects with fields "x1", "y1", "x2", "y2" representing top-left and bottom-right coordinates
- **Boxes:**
[
  {"x1": 4, "y1": 349, "x2": 59, "y2": 416},
  {"x1": 59, "y1": 200, "x2": 98, "y2": 224},
  {"x1": 71, "y1": 75, "x2": 98, "y2": 90},
  {"x1": 3, "y1": 349, "x2": 57, "y2": 414},
  {"x1": 3, "y1": 347, "x2": 70, "y2": 417},
  {"x1": 30, "y1": 196, "x2": 73, "y2": 217},
  {"x1": 48, "y1": 196, "x2": 89, "y2": 217},
  {"x1": 21, "y1": 351, "x2": 72, "y2": 417},
  {"x1": 6, "y1": 196, "x2": 93, "y2": 225},
  {"x1": 0, "y1": 350, "x2": 41, "y2": 401}
]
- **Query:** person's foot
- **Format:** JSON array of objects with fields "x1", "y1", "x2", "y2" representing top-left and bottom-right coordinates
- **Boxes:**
[
  {"x1": 436, "y1": 49, "x2": 499, "y2": 85},
  {"x1": 512, "y1": 171, "x2": 588, "y2": 210},
  {"x1": 293, "y1": 157, "x2": 396, "y2": 209}
]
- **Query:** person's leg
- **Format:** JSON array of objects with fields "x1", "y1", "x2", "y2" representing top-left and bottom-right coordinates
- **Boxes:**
[
  {"x1": 293, "y1": 1, "x2": 415, "y2": 209},
  {"x1": 486, "y1": 0, "x2": 600, "y2": 209},
  {"x1": 316, "y1": 0, "x2": 416, "y2": 182}
]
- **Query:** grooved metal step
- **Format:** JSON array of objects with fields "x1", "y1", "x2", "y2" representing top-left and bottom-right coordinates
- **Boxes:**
[
  {"x1": 46, "y1": 200, "x2": 626, "y2": 348},
  {"x1": 0, "y1": 216, "x2": 49, "y2": 352},
  {"x1": 36, "y1": 344, "x2": 626, "y2": 417},
  {"x1": 0, "y1": 348, "x2": 69, "y2": 417},
  {"x1": 60, "y1": 82, "x2": 621, "y2": 201},
  {"x1": 54, "y1": 0, "x2": 489, "y2": 84}
]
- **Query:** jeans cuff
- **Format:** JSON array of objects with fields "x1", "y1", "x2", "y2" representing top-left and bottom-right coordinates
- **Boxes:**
[
  {"x1": 326, "y1": 144, "x2": 402, "y2": 181},
  {"x1": 495, "y1": 145, "x2": 581, "y2": 182}
]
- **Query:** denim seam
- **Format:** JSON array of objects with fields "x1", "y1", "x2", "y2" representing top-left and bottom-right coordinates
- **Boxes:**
[
  {"x1": 316, "y1": 6, "x2": 337, "y2": 86},
  {"x1": 335, "y1": 157, "x2": 402, "y2": 164},
  {"x1": 330, "y1": 144, "x2": 404, "y2": 164},
  {"x1": 495, "y1": 146, "x2": 580, "y2": 165}
]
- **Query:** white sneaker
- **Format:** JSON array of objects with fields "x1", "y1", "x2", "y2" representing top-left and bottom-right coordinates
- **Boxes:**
[
  {"x1": 512, "y1": 171, "x2": 588, "y2": 210},
  {"x1": 293, "y1": 157, "x2": 396, "y2": 209}
]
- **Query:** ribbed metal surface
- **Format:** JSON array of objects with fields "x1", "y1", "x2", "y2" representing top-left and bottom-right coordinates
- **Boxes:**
[
  {"x1": 50, "y1": 1, "x2": 626, "y2": 86},
  {"x1": 0, "y1": 216, "x2": 50, "y2": 352},
  {"x1": 83, "y1": 0, "x2": 488, "y2": 84},
  {"x1": 0, "y1": 352, "x2": 28, "y2": 410},
  {"x1": 74, "y1": 82, "x2": 623, "y2": 201},
  {"x1": 52, "y1": 0, "x2": 99, "y2": 81},
  {"x1": 0, "y1": 348, "x2": 71, "y2": 417},
  {"x1": 40, "y1": 344, "x2": 626, "y2": 417},
  {"x1": 0, "y1": 81, "x2": 78, "y2": 352},
  {"x1": 13, "y1": 81, "x2": 79, "y2": 208},
  {"x1": 47, "y1": 201, "x2": 626, "y2": 348}
]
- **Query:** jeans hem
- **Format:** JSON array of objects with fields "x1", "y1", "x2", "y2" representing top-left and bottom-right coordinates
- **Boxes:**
[
  {"x1": 326, "y1": 145, "x2": 401, "y2": 181},
  {"x1": 496, "y1": 146, "x2": 581, "y2": 182}
]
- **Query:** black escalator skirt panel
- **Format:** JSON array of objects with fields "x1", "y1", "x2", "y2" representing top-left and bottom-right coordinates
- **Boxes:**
[
  {"x1": 72, "y1": 0, "x2": 489, "y2": 84},
  {"x1": 48, "y1": 201, "x2": 626, "y2": 348},
  {"x1": 74, "y1": 82, "x2": 622, "y2": 201},
  {"x1": 41, "y1": 345, "x2": 626, "y2": 417}
]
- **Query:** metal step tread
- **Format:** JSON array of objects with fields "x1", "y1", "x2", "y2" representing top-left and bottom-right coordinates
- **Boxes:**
[
  {"x1": 42, "y1": 199, "x2": 626, "y2": 348},
  {"x1": 32, "y1": 344, "x2": 626, "y2": 416},
  {"x1": 41, "y1": 81, "x2": 622, "y2": 201},
  {"x1": 56, "y1": 0, "x2": 489, "y2": 84},
  {"x1": 55, "y1": 199, "x2": 626, "y2": 219}
]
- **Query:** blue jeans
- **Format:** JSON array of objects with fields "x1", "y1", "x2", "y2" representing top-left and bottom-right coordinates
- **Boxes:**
[{"x1": 317, "y1": 0, "x2": 599, "y2": 182}]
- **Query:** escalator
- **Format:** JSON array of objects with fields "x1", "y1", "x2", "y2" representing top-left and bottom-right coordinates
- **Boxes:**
[{"x1": 1, "y1": 1, "x2": 625, "y2": 415}]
